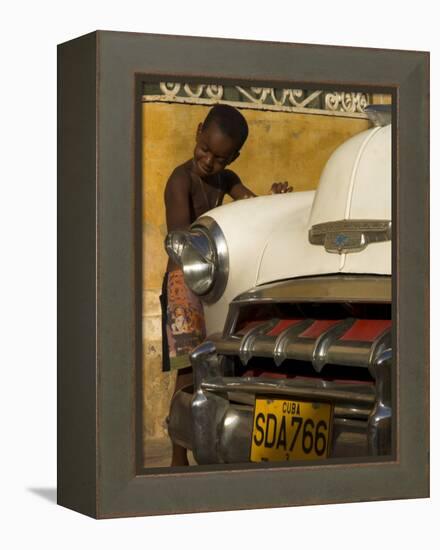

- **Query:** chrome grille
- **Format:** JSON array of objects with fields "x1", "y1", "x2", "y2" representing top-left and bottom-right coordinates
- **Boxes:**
[{"x1": 211, "y1": 316, "x2": 391, "y2": 377}]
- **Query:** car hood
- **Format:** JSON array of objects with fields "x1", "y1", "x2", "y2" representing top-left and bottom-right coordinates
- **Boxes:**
[
  {"x1": 201, "y1": 125, "x2": 391, "y2": 333},
  {"x1": 257, "y1": 125, "x2": 391, "y2": 284}
]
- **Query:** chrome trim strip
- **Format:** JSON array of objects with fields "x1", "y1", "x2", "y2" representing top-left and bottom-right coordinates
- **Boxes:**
[
  {"x1": 334, "y1": 405, "x2": 372, "y2": 420},
  {"x1": 326, "y1": 341, "x2": 372, "y2": 369},
  {"x1": 234, "y1": 275, "x2": 391, "y2": 304},
  {"x1": 282, "y1": 339, "x2": 315, "y2": 364},
  {"x1": 227, "y1": 392, "x2": 372, "y2": 420},
  {"x1": 201, "y1": 377, "x2": 375, "y2": 405}
]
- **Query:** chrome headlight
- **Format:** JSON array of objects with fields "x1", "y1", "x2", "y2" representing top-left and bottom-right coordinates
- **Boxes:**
[{"x1": 165, "y1": 217, "x2": 229, "y2": 303}]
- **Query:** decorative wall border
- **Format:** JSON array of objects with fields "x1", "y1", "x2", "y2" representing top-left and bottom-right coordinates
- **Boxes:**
[{"x1": 142, "y1": 83, "x2": 372, "y2": 118}]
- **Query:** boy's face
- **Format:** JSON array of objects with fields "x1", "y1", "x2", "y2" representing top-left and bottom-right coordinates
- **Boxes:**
[{"x1": 193, "y1": 122, "x2": 240, "y2": 178}]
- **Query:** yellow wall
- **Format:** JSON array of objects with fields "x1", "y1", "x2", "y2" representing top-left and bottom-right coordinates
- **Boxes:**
[
  {"x1": 371, "y1": 93, "x2": 393, "y2": 105},
  {"x1": 141, "y1": 102, "x2": 370, "y2": 460}
]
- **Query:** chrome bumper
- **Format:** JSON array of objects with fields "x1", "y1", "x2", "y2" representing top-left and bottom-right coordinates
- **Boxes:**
[
  {"x1": 168, "y1": 385, "x2": 255, "y2": 464},
  {"x1": 168, "y1": 341, "x2": 392, "y2": 465}
]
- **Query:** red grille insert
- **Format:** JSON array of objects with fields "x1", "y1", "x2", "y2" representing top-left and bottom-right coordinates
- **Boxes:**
[
  {"x1": 266, "y1": 319, "x2": 304, "y2": 337},
  {"x1": 298, "y1": 319, "x2": 341, "y2": 339},
  {"x1": 340, "y1": 319, "x2": 391, "y2": 342}
]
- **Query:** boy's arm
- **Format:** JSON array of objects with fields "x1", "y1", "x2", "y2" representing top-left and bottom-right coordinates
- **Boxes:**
[
  {"x1": 229, "y1": 182, "x2": 257, "y2": 200},
  {"x1": 164, "y1": 171, "x2": 192, "y2": 271},
  {"x1": 224, "y1": 170, "x2": 256, "y2": 200},
  {"x1": 164, "y1": 171, "x2": 192, "y2": 232},
  {"x1": 226, "y1": 170, "x2": 292, "y2": 199}
]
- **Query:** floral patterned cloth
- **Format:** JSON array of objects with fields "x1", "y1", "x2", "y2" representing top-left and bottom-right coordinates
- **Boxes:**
[{"x1": 160, "y1": 269, "x2": 206, "y2": 371}]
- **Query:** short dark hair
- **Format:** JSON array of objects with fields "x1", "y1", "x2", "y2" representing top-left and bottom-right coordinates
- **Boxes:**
[{"x1": 202, "y1": 104, "x2": 249, "y2": 149}]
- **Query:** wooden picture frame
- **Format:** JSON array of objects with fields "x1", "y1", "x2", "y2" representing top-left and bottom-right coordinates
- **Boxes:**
[{"x1": 57, "y1": 30, "x2": 429, "y2": 518}]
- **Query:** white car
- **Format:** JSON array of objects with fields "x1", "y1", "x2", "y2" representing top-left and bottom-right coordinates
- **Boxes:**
[{"x1": 166, "y1": 108, "x2": 392, "y2": 465}]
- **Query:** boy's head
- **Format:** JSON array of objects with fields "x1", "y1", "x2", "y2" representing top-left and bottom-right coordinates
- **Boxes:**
[{"x1": 193, "y1": 105, "x2": 248, "y2": 178}]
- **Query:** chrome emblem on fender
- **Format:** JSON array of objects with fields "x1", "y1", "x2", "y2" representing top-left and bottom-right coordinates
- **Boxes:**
[{"x1": 309, "y1": 220, "x2": 391, "y2": 254}]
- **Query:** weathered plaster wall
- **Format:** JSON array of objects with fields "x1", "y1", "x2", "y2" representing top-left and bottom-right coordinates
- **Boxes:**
[{"x1": 142, "y1": 102, "x2": 370, "y2": 457}]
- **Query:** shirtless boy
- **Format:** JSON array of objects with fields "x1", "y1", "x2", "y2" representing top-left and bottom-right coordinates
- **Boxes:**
[{"x1": 163, "y1": 104, "x2": 291, "y2": 465}]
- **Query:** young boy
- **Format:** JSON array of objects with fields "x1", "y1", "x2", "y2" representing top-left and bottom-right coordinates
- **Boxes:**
[{"x1": 162, "y1": 104, "x2": 291, "y2": 465}]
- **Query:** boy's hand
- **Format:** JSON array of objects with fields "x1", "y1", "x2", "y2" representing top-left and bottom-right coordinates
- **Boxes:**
[{"x1": 270, "y1": 181, "x2": 293, "y2": 194}]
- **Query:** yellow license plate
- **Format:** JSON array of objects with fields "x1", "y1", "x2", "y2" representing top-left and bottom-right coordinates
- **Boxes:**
[{"x1": 250, "y1": 397, "x2": 333, "y2": 462}]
